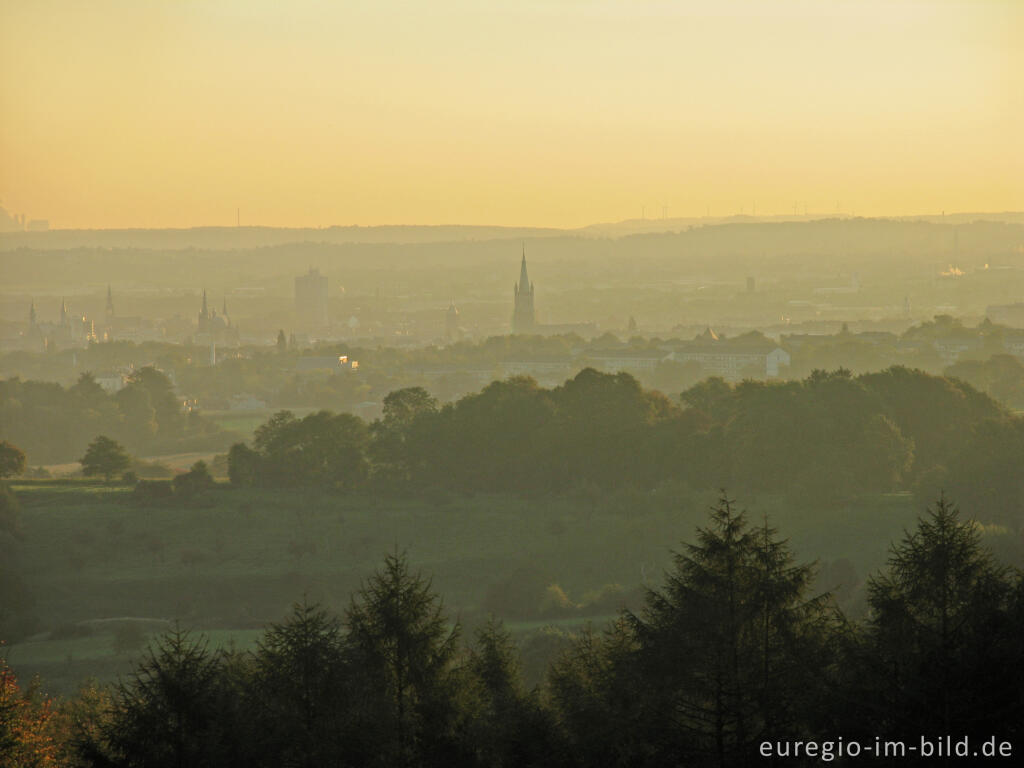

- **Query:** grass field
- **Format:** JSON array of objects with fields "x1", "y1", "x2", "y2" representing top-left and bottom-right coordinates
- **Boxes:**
[{"x1": 3, "y1": 480, "x2": 932, "y2": 694}]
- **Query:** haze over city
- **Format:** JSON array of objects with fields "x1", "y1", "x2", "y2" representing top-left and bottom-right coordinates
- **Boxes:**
[{"x1": 2, "y1": 2, "x2": 1024, "y2": 766}]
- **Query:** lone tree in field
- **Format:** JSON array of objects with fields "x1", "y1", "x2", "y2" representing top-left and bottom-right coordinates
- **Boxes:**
[
  {"x1": 0, "y1": 440, "x2": 26, "y2": 478},
  {"x1": 80, "y1": 435, "x2": 132, "y2": 482}
]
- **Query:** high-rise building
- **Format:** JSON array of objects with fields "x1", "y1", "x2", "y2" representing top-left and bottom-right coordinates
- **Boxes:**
[
  {"x1": 512, "y1": 248, "x2": 535, "y2": 333},
  {"x1": 295, "y1": 268, "x2": 329, "y2": 327}
]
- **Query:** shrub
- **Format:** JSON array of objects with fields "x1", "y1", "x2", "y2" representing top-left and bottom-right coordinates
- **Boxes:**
[
  {"x1": 172, "y1": 461, "x2": 216, "y2": 496},
  {"x1": 538, "y1": 584, "x2": 577, "y2": 617},
  {"x1": 227, "y1": 443, "x2": 261, "y2": 486}
]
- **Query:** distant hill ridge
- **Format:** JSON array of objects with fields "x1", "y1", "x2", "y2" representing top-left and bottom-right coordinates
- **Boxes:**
[{"x1": 1, "y1": 213, "x2": 1022, "y2": 251}]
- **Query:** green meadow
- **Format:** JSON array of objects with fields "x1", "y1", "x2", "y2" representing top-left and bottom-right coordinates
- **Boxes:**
[{"x1": 4, "y1": 480, "x2": 931, "y2": 693}]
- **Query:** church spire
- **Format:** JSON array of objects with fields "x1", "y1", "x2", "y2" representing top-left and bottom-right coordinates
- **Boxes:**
[
  {"x1": 201, "y1": 289, "x2": 209, "y2": 319},
  {"x1": 29, "y1": 299, "x2": 37, "y2": 326},
  {"x1": 512, "y1": 246, "x2": 536, "y2": 333},
  {"x1": 105, "y1": 285, "x2": 114, "y2": 318},
  {"x1": 519, "y1": 243, "x2": 530, "y2": 289}
]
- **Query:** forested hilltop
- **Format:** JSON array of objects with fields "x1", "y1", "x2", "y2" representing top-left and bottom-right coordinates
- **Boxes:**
[{"x1": 3, "y1": 497, "x2": 1022, "y2": 767}]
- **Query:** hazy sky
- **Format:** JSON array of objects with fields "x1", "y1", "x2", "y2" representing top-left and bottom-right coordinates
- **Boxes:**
[{"x1": 1, "y1": 0, "x2": 1021, "y2": 229}]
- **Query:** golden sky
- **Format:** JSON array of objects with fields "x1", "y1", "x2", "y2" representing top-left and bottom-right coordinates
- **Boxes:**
[{"x1": 1, "y1": 0, "x2": 1021, "y2": 229}]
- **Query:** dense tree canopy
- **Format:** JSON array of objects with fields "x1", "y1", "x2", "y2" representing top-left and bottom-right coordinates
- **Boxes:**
[
  {"x1": 0, "y1": 369, "x2": 224, "y2": 465},
  {"x1": 226, "y1": 366, "x2": 1022, "y2": 529}
]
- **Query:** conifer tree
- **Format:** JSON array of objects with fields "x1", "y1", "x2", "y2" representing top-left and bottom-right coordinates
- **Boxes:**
[
  {"x1": 853, "y1": 496, "x2": 1024, "y2": 739},
  {"x1": 343, "y1": 552, "x2": 463, "y2": 767},
  {"x1": 250, "y1": 600, "x2": 348, "y2": 768},
  {"x1": 99, "y1": 626, "x2": 224, "y2": 768},
  {"x1": 626, "y1": 493, "x2": 833, "y2": 766},
  {"x1": 464, "y1": 618, "x2": 558, "y2": 768}
]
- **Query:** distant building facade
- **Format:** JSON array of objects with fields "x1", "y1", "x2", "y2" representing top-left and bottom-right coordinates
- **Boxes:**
[
  {"x1": 666, "y1": 329, "x2": 790, "y2": 380},
  {"x1": 22, "y1": 298, "x2": 96, "y2": 350},
  {"x1": 582, "y1": 349, "x2": 670, "y2": 376}
]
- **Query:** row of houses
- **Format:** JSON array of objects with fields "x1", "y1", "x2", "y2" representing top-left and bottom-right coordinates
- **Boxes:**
[{"x1": 407, "y1": 332, "x2": 792, "y2": 387}]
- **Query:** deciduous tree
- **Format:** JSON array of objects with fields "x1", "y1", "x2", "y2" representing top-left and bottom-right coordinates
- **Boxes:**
[{"x1": 80, "y1": 436, "x2": 132, "y2": 482}]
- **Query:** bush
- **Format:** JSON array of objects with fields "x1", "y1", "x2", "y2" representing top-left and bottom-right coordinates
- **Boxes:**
[
  {"x1": 538, "y1": 584, "x2": 577, "y2": 617},
  {"x1": 121, "y1": 470, "x2": 139, "y2": 486},
  {"x1": 210, "y1": 453, "x2": 229, "y2": 477},
  {"x1": 173, "y1": 461, "x2": 216, "y2": 496},
  {"x1": 227, "y1": 443, "x2": 261, "y2": 486}
]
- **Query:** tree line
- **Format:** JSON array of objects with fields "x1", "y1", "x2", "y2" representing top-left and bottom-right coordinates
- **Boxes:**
[
  {"x1": 3, "y1": 495, "x2": 1022, "y2": 767},
  {"x1": 0, "y1": 368, "x2": 224, "y2": 465},
  {"x1": 228, "y1": 366, "x2": 1023, "y2": 529}
]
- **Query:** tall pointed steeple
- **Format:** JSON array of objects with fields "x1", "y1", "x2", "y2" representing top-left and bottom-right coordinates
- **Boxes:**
[
  {"x1": 60, "y1": 298, "x2": 69, "y2": 327},
  {"x1": 29, "y1": 299, "x2": 37, "y2": 326},
  {"x1": 105, "y1": 285, "x2": 115, "y2": 319},
  {"x1": 512, "y1": 245, "x2": 536, "y2": 333},
  {"x1": 518, "y1": 243, "x2": 530, "y2": 289},
  {"x1": 197, "y1": 289, "x2": 210, "y2": 333}
]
